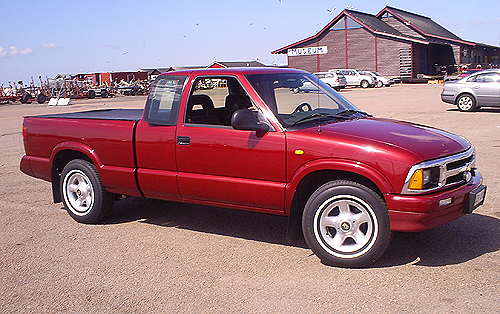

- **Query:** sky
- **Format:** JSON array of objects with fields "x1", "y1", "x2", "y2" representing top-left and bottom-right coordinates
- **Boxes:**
[{"x1": 1, "y1": 0, "x2": 499, "y2": 86}]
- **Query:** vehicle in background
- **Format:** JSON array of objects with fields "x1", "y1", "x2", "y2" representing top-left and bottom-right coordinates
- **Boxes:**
[
  {"x1": 313, "y1": 72, "x2": 347, "y2": 91},
  {"x1": 291, "y1": 80, "x2": 319, "y2": 93},
  {"x1": 331, "y1": 69, "x2": 376, "y2": 88},
  {"x1": 457, "y1": 69, "x2": 483, "y2": 79},
  {"x1": 441, "y1": 69, "x2": 500, "y2": 111},
  {"x1": 364, "y1": 71, "x2": 395, "y2": 87}
]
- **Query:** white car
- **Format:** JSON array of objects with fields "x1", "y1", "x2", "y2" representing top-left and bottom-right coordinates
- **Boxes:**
[
  {"x1": 331, "y1": 69, "x2": 376, "y2": 88},
  {"x1": 364, "y1": 71, "x2": 395, "y2": 87},
  {"x1": 313, "y1": 72, "x2": 347, "y2": 91}
]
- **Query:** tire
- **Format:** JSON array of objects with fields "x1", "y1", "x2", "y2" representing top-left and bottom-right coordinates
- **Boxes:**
[
  {"x1": 360, "y1": 80, "x2": 369, "y2": 88},
  {"x1": 302, "y1": 180, "x2": 391, "y2": 267},
  {"x1": 37, "y1": 93, "x2": 47, "y2": 104},
  {"x1": 21, "y1": 93, "x2": 32, "y2": 104},
  {"x1": 456, "y1": 94, "x2": 476, "y2": 112},
  {"x1": 61, "y1": 159, "x2": 114, "y2": 223},
  {"x1": 376, "y1": 81, "x2": 383, "y2": 88},
  {"x1": 101, "y1": 89, "x2": 109, "y2": 98},
  {"x1": 87, "y1": 90, "x2": 96, "y2": 99}
]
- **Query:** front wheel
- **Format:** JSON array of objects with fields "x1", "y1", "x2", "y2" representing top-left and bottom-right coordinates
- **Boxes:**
[
  {"x1": 61, "y1": 159, "x2": 114, "y2": 223},
  {"x1": 360, "y1": 80, "x2": 369, "y2": 88},
  {"x1": 302, "y1": 180, "x2": 391, "y2": 267}
]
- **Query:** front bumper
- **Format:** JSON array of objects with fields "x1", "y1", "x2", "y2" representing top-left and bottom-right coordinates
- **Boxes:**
[{"x1": 386, "y1": 172, "x2": 485, "y2": 232}]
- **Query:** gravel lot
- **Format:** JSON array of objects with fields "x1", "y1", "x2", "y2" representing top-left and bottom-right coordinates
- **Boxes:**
[{"x1": 1, "y1": 84, "x2": 499, "y2": 313}]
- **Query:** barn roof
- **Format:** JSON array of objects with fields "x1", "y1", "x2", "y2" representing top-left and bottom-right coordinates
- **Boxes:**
[
  {"x1": 377, "y1": 6, "x2": 464, "y2": 43},
  {"x1": 272, "y1": 6, "x2": 476, "y2": 54}
]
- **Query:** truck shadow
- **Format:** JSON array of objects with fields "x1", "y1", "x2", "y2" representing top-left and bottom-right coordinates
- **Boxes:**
[{"x1": 106, "y1": 197, "x2": 500, "y2": 268}]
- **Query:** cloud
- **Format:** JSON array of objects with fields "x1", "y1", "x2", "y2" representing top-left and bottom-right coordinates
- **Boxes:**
[
  {"x1": 0, "y1": 46, "x2": 34, "y2": 58},
  {"x1": 43, "y1": 43, "x2": 57, "y2": 48}
]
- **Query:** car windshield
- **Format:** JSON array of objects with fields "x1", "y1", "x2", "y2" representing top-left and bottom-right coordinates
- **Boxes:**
[{"x1": 246, "y1": 72, "x2": 368, "y2": 128}]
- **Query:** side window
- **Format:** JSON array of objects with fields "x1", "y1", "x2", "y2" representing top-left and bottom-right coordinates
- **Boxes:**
[
  {"x1": 144, "y1": 75, "x2": 187, "y2": 126},
  {"x1": 186, "y1": 76, "x2": 256, "y2": 126}
]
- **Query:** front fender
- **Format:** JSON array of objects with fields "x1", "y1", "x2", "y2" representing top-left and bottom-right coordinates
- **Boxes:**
[{"x1": 284, "y1": 158, "x2": 395, "y2": 213}]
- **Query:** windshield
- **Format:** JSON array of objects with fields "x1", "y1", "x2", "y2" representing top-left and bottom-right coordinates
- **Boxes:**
[{"x1": 245, "y1": 72, "x2": 366, "y2": 128}]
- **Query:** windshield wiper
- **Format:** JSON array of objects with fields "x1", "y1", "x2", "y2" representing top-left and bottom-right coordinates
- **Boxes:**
[
  {"x1": 291, "y1": 112, "x2": 349, "y2": 127},
  {"x1": 334, "y1": 109, "x2": 372, "y2": 117}
]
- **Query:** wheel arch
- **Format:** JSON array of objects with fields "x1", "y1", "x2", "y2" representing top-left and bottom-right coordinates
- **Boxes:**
[
  {"x1": 285, "y1": 165, "x2": 390, "y2": 241},
  {"x1": 454, "y1": 91, "x2": 476, "y2": 104},
  {"x1": 50, "y1": 142, "x2": 103, "y2": 203}
]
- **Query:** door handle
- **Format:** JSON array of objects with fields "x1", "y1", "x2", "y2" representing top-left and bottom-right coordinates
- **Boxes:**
[{"x1": 177, "y1": 136, "x2": 190, "y2": 145}]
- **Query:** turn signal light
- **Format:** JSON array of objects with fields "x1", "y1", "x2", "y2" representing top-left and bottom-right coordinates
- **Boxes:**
[
  {"x1": 408, "y1": 169, "x2": 423, "y2": 190},
  {"x1": 22, "y1": 124, "x2": 28, "y2": 142}
]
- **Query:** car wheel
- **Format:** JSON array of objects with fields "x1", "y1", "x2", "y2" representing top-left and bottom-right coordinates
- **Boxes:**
[
  {"x1": 61, "y1": 159, "x2": 114, "y2": 223},
  {"x1": 302, "y1": 180, "x2": 392, "y2": 267},
  {"x1": 360, "y1": 80, "x2": 369, "y2": 88},
  {"x1": 87, "y1": 90, "x2": 96, "y2": 99},
  {"x1": 456, "y1": 94, "x2": 476, "y2": 112},
  {"x1": 376, "y1": 81, "x2": 383, "y2": 88}
]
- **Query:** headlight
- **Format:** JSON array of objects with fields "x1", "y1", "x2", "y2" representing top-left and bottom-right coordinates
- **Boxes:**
[
  {"x1": 407, "y1": 167, "x2": 440, "y2": 191},
  {"x1": 401, "y1": 147, "x2": 476, "y2": 194}
]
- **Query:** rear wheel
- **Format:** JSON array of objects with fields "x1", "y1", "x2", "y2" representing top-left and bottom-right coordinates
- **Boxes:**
[
  {"x1": 302, "y1": 180, "x2": 391, "y2": 267},
  {"x1": 87, "y1": 90, "x2": 96, "y2": 99},
  {"x1": 21, "y1": 93, "x2": 32, "y2": 104},
  {"x1": 61, "y1": 159, "x2": 114, "y2": 223},
  {"x1": 360, "y1": 80, "x2": 369, "y2": 88},
  {"x1": 37, "y1": 93, "x2": 47, "y2": 104},
  {"x1": 456, "y1": 94, "x2": 476, "y2": 112}
]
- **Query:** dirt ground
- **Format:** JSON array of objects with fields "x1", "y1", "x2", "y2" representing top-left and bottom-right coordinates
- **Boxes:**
[{"x1": 1, "y1": 85, "x2": 499, "y2": 313}]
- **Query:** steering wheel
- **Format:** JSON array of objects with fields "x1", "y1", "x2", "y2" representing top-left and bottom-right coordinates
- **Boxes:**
[{"x1": 292, "y1": 102, "x2": 312, "y2": 115}]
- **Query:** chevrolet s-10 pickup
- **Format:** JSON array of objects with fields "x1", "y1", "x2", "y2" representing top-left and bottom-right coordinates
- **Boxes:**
[{"x1": 20, "y1": 67, "x2": 486, "y2": 267}]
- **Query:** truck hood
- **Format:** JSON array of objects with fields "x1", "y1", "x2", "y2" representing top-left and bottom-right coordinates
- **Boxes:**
[{"x1": 317, "y1": 117, "x2": 470, "y2": 161}]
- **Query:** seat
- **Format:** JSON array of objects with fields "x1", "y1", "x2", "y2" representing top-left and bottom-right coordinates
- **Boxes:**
[
  {"x1": 187, "y1": 94, "x2": 215, "y2": 112},
  {"x1": 186, "y1": 94, "x2": 220, "y2": 124},
  {"x1": 224, "y1": 94, "x2": 252, "y2": 124}
]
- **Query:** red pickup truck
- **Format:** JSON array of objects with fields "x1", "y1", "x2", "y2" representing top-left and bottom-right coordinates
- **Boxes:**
[{"x1": 20, "y1": 67, "x2": 486, "y2": 267}]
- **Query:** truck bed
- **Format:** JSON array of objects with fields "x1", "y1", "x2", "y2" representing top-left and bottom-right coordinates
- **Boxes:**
[{"x1": 27, "y1": 108, "x2": 144, "y2": 121}]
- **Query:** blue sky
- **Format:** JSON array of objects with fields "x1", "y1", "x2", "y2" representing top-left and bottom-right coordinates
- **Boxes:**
[{"x1": 1, "y1": 0, "x2": 499, "y2": 86}]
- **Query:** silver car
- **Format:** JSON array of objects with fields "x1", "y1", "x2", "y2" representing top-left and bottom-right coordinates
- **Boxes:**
[
  {"x1": 364, "y1": 71, "x2": 395, "y2": 87},
  {"x1": 331, "y1": 69, "x2": 376, "y2": 88},
  {"x1": 313, "y1": 72, "x2": 347, "y2": 91},
  {"x1": 441, "y1": 69, "x2": 500, "y2": 111}
]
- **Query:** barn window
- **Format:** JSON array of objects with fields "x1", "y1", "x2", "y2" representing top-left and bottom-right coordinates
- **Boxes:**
[{"x1": 330, "y1": 17, "x2": 363, "y2": 30}]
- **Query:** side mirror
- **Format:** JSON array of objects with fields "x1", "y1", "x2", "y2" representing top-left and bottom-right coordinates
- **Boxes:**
[{"x1": 231, "y1": 109, "x2": 269, "y2": 135}]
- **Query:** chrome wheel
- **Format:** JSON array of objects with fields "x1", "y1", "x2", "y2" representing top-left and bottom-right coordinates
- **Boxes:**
[
  {"x1": 60, "y1": 159, "x2": 114, "y2": 223},
  {"x1": 302, "y1": 180, "x2": 391, "y2": 267},
  {"x1": 314, "y1": 195, "x2": 377, "y2": 257},
  {"x1": 457, "y1": 94, "x2": 476, "y2": 112},
  {"x1": 63, "y1": 169, "x2": 94, "y2": 216}
]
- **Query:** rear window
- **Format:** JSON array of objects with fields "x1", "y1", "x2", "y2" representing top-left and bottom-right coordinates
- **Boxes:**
[{"x1": 144, "y1": 75, "x2": 187, "y2": 125}]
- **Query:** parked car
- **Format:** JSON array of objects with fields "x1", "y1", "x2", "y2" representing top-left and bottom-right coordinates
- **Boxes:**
[
  {"x1": 331, "y1": 69, "x2": 376, "y2": 88},
  {"x1": 364, "y1": 71, "x2": 395, "y2": 87},
  {"x1": 291, "y1": 80, "x2": 319, "y2": 93},
  {"x1": 457, "y1": 68, "x2": 483, "y2": 79},
  {"x1": 441, "y1": 69, "x2": 500, "y2": 111},
  {"x1": 313, "y1": 72, "x2": 347, "y2": 91}
]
